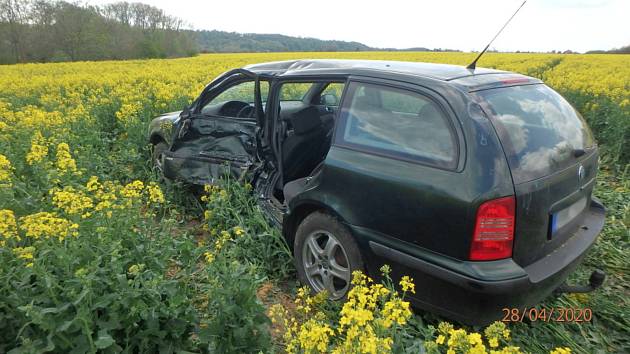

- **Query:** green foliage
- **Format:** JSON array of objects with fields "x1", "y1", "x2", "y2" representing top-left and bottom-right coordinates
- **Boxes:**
[
  {"x1": 198, "y1": 260, "x2": 271, "y2": 354},
  {"x1": 560, "y1": 90, "x2": 629, "y2": 164},
  {"x1": 202, "y1": 177, "x2": 294, "y2": 279},
  {"x1": 0, "y1": 207, "x2": 201, "y2": 353}
]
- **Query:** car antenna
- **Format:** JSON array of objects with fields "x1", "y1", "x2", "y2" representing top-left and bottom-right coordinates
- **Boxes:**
[{"x1": 466, "y1": 0, "x2": 528, "y2": 70}]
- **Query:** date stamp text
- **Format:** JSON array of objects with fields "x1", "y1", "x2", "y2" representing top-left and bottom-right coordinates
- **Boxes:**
[{"x1": 502, "y1": 307, "x2": 592, "y2": 323}]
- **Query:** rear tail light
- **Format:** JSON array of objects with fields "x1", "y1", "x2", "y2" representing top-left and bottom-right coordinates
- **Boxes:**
[{"x1": 469, "y1": 196, "x2": 515, "y2": 261}]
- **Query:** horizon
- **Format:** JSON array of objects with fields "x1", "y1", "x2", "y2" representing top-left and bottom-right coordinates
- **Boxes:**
[{"x1": 85, "y1": 0, "x2": 630, "y2": 53}]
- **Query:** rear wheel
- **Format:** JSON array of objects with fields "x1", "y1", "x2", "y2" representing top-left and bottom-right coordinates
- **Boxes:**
[
  {"x1": 152, "y1": 141, "x2": 168, "y2": 175},
  {"x1": 294, "y1": 212, "x2": 363, "y2": 300}
]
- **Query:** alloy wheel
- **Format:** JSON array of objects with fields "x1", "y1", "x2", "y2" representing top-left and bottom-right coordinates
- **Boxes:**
[{"x1": 301, "y1": 230, "x2": 352, "y2": 299}]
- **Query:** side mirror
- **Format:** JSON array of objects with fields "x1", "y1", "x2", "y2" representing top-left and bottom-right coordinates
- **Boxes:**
[{"x1": 320, "y1": 93, "x2": 338, "y2": 106}]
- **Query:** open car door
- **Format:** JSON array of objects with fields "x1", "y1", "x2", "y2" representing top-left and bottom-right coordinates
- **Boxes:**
[{"x1": 162, "y1": 69, "x2": 268, "y2": 185}]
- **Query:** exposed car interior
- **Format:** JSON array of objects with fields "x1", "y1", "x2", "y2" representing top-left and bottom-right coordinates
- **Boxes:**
[
  {"x1": 200, "y1": 80, "x2": 270, "y2": 119},
  {"x1": 273, "y1": 82, "x2": 344, "y2": 203},
  {"x1": 194, "y1": 78, "x2": 344, "y2": 204}
]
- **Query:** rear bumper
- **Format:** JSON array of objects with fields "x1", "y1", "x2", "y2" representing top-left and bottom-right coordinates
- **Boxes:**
[{"x1": 360, "y1": 199, "x2": 605, "y2": 325}]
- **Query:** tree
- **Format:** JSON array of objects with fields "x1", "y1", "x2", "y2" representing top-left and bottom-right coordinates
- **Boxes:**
[
  {"x1": 0, "y1": 0, "x2": 31, "y2": 62},
  {"x1": 0, "y1": 0, "x2": 196, "y2": 64}
]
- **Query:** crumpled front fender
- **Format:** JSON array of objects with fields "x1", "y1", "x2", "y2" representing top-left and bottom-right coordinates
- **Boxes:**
[{"x1": 148, "y1": 111, "x2": 181, "y2": 145}]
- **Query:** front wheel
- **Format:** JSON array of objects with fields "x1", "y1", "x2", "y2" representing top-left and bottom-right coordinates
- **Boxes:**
[
  {"x1": 152, "y1": 141, "x2": 168, "y2": 175},
  {"x1": 294, "y1": 212, "x2": 363, "y2": 300}
]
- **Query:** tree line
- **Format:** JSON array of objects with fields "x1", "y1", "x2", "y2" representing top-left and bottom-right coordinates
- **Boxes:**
[
  {"x1": 194, "y1": 30, "x2": 373, "y2": 53},
  {"x1": 586, "y1": 45, "x2": 630, "y2": 54},
  {"x1": 0, "y1": 0, "x2": 198, "y2": 64}
]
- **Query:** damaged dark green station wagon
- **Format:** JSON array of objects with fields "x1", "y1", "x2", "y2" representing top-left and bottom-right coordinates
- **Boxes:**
[{"x1": 148, "y1": 59, "x2": 606, "y2": 325}]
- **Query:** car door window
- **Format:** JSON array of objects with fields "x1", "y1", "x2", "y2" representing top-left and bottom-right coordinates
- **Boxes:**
[
  {"x1": 279, "y1": 83, "x2": 314, "y2": 101},
  {"x1": 201, "y1": 80, "x2": 269, "y2": 117},
  {"x1": 336, "y1": 82, "x2": 457, "y2": 168},
  {"x1": 319, "y1": 83, "x2": 345, "y2": 106}
]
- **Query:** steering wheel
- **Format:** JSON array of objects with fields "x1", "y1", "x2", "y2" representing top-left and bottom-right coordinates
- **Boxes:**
[
  {"x1": 236, "y1": 104, "x2": 255, "y2": 118},
  {"x1": 218, "y1": 100, "x2": 250, "y2": 117}
]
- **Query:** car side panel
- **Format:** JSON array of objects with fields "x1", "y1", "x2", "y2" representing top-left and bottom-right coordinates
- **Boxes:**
[{"x1": 289, "y1": 81, "x2": 514, "y2": 261}]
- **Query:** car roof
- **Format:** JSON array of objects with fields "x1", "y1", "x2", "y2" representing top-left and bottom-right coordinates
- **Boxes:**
[{"x1": 244, "y1": 59, "x2": 511, "y2": 82}]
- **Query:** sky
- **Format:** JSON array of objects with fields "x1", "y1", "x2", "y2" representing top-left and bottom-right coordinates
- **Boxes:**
[{"x1": 86, "y1": 0, "x2": 629, "y2": 53}]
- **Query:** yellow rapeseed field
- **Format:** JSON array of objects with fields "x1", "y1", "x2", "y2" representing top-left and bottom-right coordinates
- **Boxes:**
[
  {"x1": 0, "y1": 52, "x2": 628, "y2": 353},
  {"x1": 1, "y1": 52, "x2": 627, "y2": 165}
]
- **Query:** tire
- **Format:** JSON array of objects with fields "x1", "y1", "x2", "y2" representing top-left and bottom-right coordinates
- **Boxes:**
[
  {"x1": 294, "y1": 212, "x2": 363, "y2": 300},
  {"x1": 152, "y1": 141, "x2": 168, "y2": 176}
]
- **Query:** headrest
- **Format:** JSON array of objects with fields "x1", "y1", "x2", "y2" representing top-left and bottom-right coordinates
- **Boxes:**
[{"x1": 288, "y1": 106, "x2": 321, "y2": 134}]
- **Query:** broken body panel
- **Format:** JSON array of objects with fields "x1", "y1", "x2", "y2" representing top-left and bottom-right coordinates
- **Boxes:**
[{"x1": 152, "y1": 69, "x2": 269, "y2": 184}]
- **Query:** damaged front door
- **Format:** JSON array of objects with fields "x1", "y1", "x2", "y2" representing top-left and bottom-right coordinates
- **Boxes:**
[{"x1": 163, "y1": 71, "x2": 268, "y2": 185}]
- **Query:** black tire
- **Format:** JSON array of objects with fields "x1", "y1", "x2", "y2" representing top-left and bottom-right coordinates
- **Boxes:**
[
  {"x1": 294, "y1": 212, "x2": 363, "y2": 300},
  {"x1": 152, "y1": 141, "x2": 168, "y2": 176}
]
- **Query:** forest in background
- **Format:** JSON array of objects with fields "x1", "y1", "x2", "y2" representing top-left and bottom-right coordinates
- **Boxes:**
[{"x1": 0, "y1": 0, "x2": 198, "y2": 64}]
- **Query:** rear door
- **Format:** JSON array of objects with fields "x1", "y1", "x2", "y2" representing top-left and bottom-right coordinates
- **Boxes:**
[
  {"x1": 325, "y1": 79, "x2": 468, "y2": 257},
  {"x1": 476, "y1": 84, "x2": 598, "y2": 266},
  {"x1": 163, "y1": 73, "x2": 268, "y2": 185}
]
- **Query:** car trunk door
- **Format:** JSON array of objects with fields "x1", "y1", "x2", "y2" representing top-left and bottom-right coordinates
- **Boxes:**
[
  {"x1": 511, "y1": 151, "x2": 598, "y2": 266},
  {"x1": 162, "y1": 71, "x2": 266, "y2": 185},
  {"x1": 477, "y1": 84, "x2": 598, "y2": 267}
]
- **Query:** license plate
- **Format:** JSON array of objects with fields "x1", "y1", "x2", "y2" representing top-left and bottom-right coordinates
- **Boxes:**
[{"x1": 550, "y1": 197, "x2": 588, "y2": 237}]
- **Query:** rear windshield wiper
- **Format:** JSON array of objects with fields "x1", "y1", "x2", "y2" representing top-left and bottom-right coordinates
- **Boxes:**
[
  {"x1": 573, "y1": 148, "x2": 586, "y2": 158},
  {"x1": 573, "y1": 146, "x2": 596, "y2": 158}
]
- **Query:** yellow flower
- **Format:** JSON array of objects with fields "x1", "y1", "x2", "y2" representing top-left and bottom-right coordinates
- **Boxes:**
[
  {"x1": 204, "y1": 251, "x2": 215, "y2": 263},
  {"x1": 50, "y1": 186, "x2": 93, "y2": 216},
  {"x1": 0, "y1": 153, "x2": 14, "y2": 187},
  {"x1": 436, "y1": 334, "x2": 445, "y2": 345},
  {"x1": 438, "y1": 322, "x2": 454, "y2": 335},
  {"x1": 18, "y1": 212, "x2": 79, "y2": 241},
  {"x1": 381, "y1": 297, "x2": 412, "y2": 328},
  {"x1": 26, "y1": 131, "x2": 48, "y2": 165},
  {"x1": 468, "y1": 332, "x2": 483, "y2": 346},
  {"x1": 550, "y1": 348, "x2": 572, "y2": 354},
  {"x1": 55, "y1": 142, "x2": 77, "y2": 174},
  {"x1": 12, "y1": 246, "x2": 35, "y2": 267},
  {"x1": 468, "y1": 343, "x2": 487, "y2": 354},
  {"x1": 399, "y1": 275, "x2": 415, "y2": 294},
  {"x1": 146, "y1": 182, "x2": 165, "y2": 204},
  {"x1": 484, "y1": 321, "x2": 508, "y2": 347},
  {"x1": 447, "y1": 328, "x2": 469, "y2": 350},
  {"x1": 233, "y1": 226, "x2": 245, "y2": 236},
  {"x1": 120, "y1": 180, "x2": 144, "y2": 199},
  {"x1": 0, "y1": 209, "x2": 19, "y2": 243},
  {"x1": 297, "y1": 319, "x2": 334, "y2": 353},
  {"x1": 86, "y1": 176, "x2": 101, "y2": 192}
]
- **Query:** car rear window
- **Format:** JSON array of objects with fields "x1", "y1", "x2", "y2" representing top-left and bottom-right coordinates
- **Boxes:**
[
  {"x1": 478, "y1": 84, "x2": 595, "y2": 183},
  {"x1": 336, "y1": 82, "x2": 457, "y2": 168}
]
